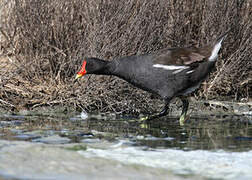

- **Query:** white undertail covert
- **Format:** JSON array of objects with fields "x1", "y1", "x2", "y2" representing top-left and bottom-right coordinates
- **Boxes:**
[{"x1": 208, "y1": 38, "x2": 224, "y2": 61}]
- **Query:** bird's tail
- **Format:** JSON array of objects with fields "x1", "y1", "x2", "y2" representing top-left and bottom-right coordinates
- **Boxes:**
[{"x1": 208, "y1": 29, "x2": 230, "y2": 61}]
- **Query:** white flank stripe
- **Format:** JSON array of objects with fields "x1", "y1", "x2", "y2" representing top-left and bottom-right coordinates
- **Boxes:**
[
  {"x1": 153, "y1": 64, "x2": 189, "y2": 70},
  {"x1": 173, "y1": 69, "x2": 184, "y2": 74},
  {"x1": 186, "y1": 70, "x2": 194, "y2": 74},
  {"x1": 209, "y1": 38, "x2": 223, "y2": 61}
]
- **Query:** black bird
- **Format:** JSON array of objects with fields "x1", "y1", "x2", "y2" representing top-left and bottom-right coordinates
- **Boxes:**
[{"x1": 75, "y1": 31, "x2": 229, "y2": 124}]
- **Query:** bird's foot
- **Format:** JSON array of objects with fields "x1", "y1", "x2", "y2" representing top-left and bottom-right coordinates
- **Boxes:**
[
  {"x1": 126, "y1": 116, "x2": 149, "y2": 129},
  {"x1": 140, "y1": 113, "x2": 164, "y2": 121},
  {"x1": 140, "y1": 116, "x2": 149, "y2": 121},
  {"x1": 128, "y1": 114, "x2": 159, "y2": 123},
  {"x1": 128, "y1": 116, "x2": 149, "y2": 122},
  {"x1": 128, "y1": 116, "x2": 148, "y2": 123}
]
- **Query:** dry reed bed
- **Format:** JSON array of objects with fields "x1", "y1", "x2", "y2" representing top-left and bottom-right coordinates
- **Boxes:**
[{"x1": 0, "y1": 0, "x2": 251, "y2": 114}]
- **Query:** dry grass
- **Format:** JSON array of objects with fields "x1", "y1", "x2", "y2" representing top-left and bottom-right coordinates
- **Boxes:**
[{"x1": 0, "y1": 0, "x2": 251, "y2": 114}]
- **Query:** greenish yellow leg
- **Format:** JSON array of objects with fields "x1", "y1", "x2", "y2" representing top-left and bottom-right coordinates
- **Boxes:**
[
  {"x1": 179, "y1": 97, "x2": 189, "y2": 126},
  {"x1": 179, "y1": 112, "x2": 187, "y2": 126}
]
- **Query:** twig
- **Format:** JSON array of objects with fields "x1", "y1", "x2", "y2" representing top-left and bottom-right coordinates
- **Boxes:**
[
  {"x1": 45, "y1": 43, "x2": 67, "y2": 57},
  {"x1": 0, "y1": 98, "x2": 15, "y2": 107},
  {"x1": 0, "y1": 27, "x2": 9, "y2": 42}
]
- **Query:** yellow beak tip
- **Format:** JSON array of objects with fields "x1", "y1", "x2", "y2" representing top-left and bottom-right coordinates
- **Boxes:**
[{"x1": 75, "y1": 74, "x2": 82, "y2": 80}]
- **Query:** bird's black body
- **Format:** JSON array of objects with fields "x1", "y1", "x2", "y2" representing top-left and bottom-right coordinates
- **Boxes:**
[
  {"x1": 109, "y1": 55, "x2": 215, "y2": 99},
  {"x1": 76, "y1": 31, "x2": 229, "y2": 123}
]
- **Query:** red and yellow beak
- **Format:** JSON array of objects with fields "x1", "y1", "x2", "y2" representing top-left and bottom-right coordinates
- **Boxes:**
[{"x1": 75, "y1": 60, "x2": 87, "y2": 80}]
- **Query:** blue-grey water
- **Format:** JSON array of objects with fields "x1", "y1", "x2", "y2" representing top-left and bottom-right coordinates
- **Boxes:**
[{"x1": 0, "y1": 111, "x2": 252, "y2": 180}]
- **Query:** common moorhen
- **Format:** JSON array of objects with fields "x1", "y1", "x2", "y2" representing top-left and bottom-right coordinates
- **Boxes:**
[{"x1": 75, "y1": 31, "x2": 229, "y2": 124}]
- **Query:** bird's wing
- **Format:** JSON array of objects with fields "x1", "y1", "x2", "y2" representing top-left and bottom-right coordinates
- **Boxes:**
[
  {"x1": 151, "y1": 46, "x2": 212, "y2": 73},
  {"x1": 153, "y1": 46, "x2": 212, "y2": 66}
]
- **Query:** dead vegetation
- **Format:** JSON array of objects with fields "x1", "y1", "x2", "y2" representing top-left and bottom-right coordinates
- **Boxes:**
[{"x1": 0, "y1": 0, "x2": 251, "y2": 114}]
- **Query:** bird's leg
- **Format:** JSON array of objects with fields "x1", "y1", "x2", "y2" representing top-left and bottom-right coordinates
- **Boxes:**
[
  {"x1": 179, "y1": 97, "x2": 189, "y2": 125},
  {"x1": 140, "y1": 99, "x2": 170, "y2": 121},
  {"x1": 158, "y1": 99, "x2": 170, "y2": 118}
]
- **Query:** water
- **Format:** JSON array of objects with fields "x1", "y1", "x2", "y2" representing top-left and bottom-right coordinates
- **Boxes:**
[{"x1": 0, "y1": 111, "x2": 252, "y2": 180}]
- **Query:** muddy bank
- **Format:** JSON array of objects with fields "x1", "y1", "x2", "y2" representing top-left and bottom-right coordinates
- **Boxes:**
[{"x1": 0, "y1": 97, "x2": 251, "y2": 119}]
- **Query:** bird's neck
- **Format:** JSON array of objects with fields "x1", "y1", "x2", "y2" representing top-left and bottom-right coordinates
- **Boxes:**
[
  {"x1": 95, "y1": 59, "x2": 130, "y2": 81},
  {"x1": 93, "y1": 60, "x2": 116, "y2": 76}
]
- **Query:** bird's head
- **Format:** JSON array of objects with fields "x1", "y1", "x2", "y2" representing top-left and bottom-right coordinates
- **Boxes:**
[{"x1": 75, "y1": 57, "x2": 108, "y2": 80}]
